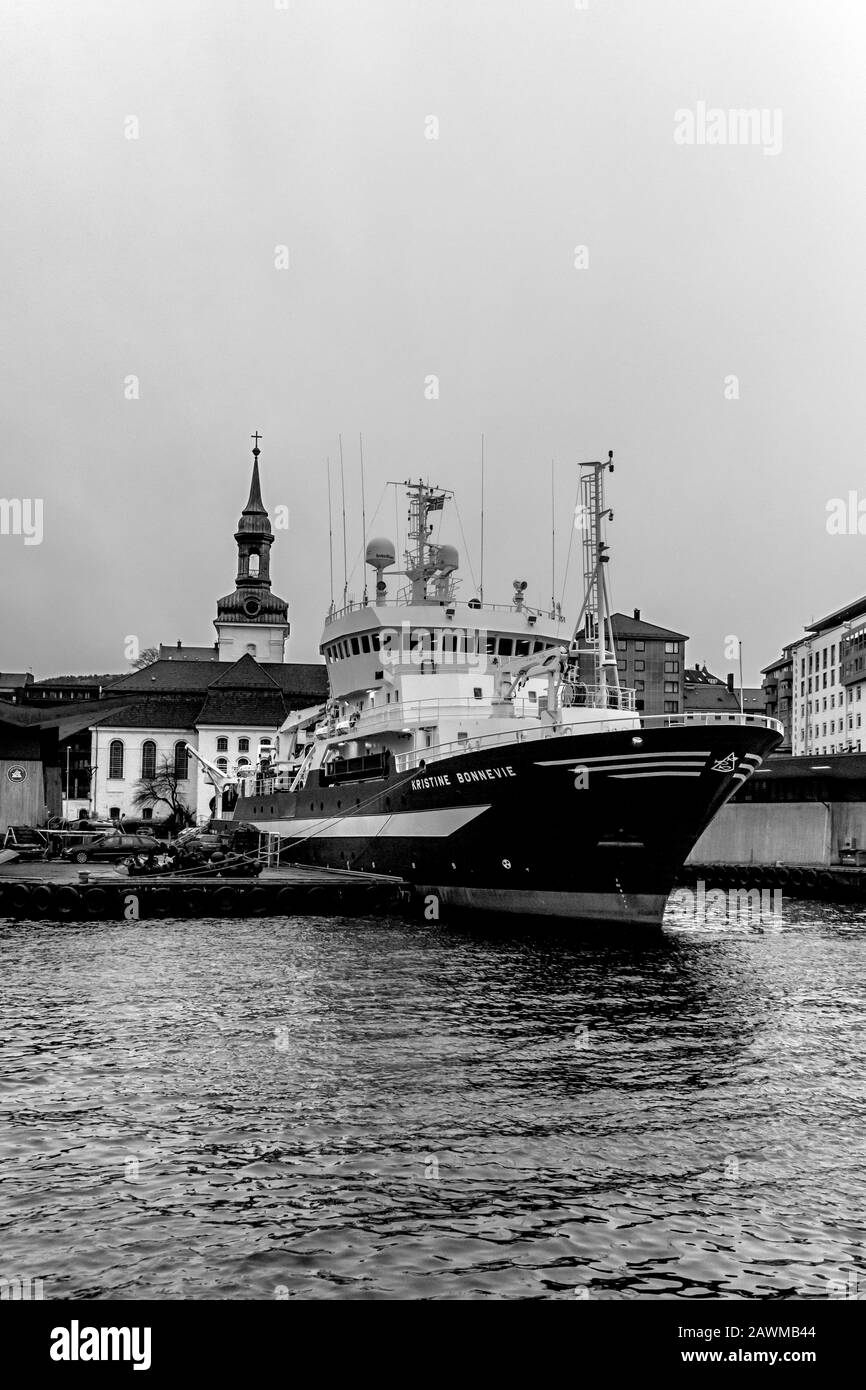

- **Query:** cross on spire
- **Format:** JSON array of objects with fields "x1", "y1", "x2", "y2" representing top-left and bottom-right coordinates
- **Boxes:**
[{"x1": 251, "y1": 430, "x2": 262, "y2": 456}]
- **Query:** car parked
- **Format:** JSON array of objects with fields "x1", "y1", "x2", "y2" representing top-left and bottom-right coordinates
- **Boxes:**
[{"x1": 63, "y1": 832, "x2": 163, "y2": 865}]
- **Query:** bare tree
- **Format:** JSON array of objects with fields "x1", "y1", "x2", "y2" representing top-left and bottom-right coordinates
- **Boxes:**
[
  {"x1": 131, "y1": 645, "x2": 160, "y2": 670},
  {"x1": 131, "y1": 756, "x2": 195, "y2": 830}
]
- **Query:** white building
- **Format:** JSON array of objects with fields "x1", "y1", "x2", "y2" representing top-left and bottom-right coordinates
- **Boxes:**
[
  {"x1": 86, "y1": 442, "x2": 325, "y2": 823},
  {"x1": 789, "y1": 595, "x2": 866, "y2": 756}
]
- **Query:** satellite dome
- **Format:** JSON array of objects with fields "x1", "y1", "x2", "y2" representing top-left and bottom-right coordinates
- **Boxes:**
[
  {"x1": 366, "y1": 537, "x2": 396, "y2": 569},
  {"x1": 436, "y1": 544, "x2": 459, "y2": 573}
]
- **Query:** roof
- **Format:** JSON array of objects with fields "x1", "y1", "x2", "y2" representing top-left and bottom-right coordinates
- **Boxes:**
[
  {"x1": 610, "y1": 612, "x2": 688, "y2": 641},
  {"x1": 685, "y1": 665, "x2": 727, "y2": 686},
  {"x1": 106, "y1": 658, "x2": 326, "y2": 698},
  {"x1": 684, "y1": 684, "x2": 765, "y2": 713},
  {"x1": 805, "y1": 594, "x2": 866, "y2": 635},
  {"x1": 0, "y1": 672, "x2": 33, "y2": 686},
  {"x1": 207, "y1": 654, "x2": 281, "y2": 689},
  {"x1": 92, "y1": 695, "x2": 205, "y2": 731},
  {"x1": 761, "y1": 653, "x2": 794, "y2": 676},
  {"x1": 684, "y1": 684, "x2": 740, "y2": 712},
  {"x1": 195, "y1": 690, "x2": 289, "y2": 726}
]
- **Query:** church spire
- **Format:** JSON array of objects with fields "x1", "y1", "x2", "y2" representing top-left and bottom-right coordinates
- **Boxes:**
[
  {"x1": 238, "y1": 432, "x2": 270, "y2": 532},
  {"x1": 214, "y1": 433, "x2": 289, "y2": 662}
]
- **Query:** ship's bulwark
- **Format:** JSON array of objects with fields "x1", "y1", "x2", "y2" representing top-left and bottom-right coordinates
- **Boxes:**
[{"x1": 235, "y1": 723, "x2": 782, "y2": 927}]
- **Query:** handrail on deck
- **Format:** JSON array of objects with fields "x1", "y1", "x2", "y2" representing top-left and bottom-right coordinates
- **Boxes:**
[{"x1": 394, "y1": 711, "x2": 782, "y2": 775}]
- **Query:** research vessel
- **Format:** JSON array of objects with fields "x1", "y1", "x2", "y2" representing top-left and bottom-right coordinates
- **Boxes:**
[{"x1": 232, "y1": 455, "x2": 782, "y2": 926}]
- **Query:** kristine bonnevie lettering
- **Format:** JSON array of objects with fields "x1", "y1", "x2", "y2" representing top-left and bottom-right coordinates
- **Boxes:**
[
  {"x1": 411, "y1": 765, "x2": 517, "y2": 791},
  {"x1": 49, "y1": 1321, "x2": 152, "y2": 1371}
]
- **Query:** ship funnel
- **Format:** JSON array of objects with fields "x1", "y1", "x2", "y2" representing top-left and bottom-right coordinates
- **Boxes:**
[{"x1": 366, "y1": 538, "x2": 396, "y2": 569}]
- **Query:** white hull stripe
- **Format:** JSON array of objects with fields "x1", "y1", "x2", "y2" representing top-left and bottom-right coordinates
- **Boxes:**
[
  {"x1": 584, "y1": 760, "x2": 707, "y2": 772},
  {"x1": 250, "y1": 806, "x2": 491, "y2": 841},
  {"x1": 609, "y1": 770, "x2": 701, "y2": 779},
  {"x1": 536, "y1": 749, "x2": 711, "y2": 768}
]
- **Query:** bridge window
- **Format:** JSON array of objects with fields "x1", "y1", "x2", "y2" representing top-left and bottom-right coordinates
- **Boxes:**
[
  {"x1": 361, "y1": 635, "x2": 371, "y2": 653},
  {"x1": 498, "y1": 638, "x2": 513, "y2": 657},
  {"x1": 515, "y1": 639, "x2": 531, "y2": 657},
  {"x1": 351, "y1": 637, "x2": 360, "y2": 655}
]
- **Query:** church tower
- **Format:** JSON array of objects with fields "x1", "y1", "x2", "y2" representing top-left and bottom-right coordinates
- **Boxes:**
[{"x1": 214, "y1": 436, "x2": 289, "y2": 663}]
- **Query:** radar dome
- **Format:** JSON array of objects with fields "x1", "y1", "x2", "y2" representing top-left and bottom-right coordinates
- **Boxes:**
[
  {"x1": 436, "y1": 544, "x2": 459, "y2": 573},
  {"x1": 366, "y1": 538, "x2": 396, "y2": 569}
]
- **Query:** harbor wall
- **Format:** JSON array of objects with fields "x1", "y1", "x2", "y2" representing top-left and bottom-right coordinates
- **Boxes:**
[{"x1": 689, "y1": 801, "x2": 866, "y2": 865}]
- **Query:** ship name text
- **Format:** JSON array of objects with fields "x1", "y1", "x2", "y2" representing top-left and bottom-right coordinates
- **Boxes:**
[{"x1": 411, "y1": 765, "x2": 517, "y2": 792}]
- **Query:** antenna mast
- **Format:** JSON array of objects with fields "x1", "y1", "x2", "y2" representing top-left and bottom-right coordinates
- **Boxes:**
[
  {"x1": 359, "y1": 432, "x2": 368, "y2": 605},
  {"x1": 571, "y1": 451, "x2": 619, "y2": 695},
  {"x1": 326, "y1": 456, "x2": 334, "y2": 613},
  {"x1": 551, "y1": 457, "x2": 555, "y2": 612},
  {"x1": 339, "y1": 433, "x2": 348, "y2": 608},
  {"x1": 480, "y1": 433, "x2": 485, "y2": 604}
]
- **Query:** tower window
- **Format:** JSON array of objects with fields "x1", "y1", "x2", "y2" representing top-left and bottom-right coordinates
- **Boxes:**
[{"x1": 248, "y1": 552, "x2": 260, "y2": 578}]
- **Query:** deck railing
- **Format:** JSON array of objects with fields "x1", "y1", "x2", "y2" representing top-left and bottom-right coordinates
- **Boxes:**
[{"x1": 394, "y1": 711, "x2": 783, "y2": 775}]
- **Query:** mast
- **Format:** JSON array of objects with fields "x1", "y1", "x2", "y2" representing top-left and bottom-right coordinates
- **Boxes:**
[
  {"x1": 360, "y1": 432, "x2": 367, "y2": 605},
  {"x1": 390, "y1": 478, "x2": 452, "y2": 603},
  {"x1": 480, "y1": 434, "x2": 485, "y2": 604},
  {"x1": 339, "y1": 433, "x2": 348, "y2": 608},
  {"x1": 326, "y1": 456, "x2": 335, "y2": 614},
  {"x1": 571, "y1": 451, "x2": 619, "y2": 695}
]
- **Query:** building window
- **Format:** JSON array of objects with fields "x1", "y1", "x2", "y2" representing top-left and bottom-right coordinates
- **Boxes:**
[
  {"x1": 141, "y1": 807, "x2": 153, "y2": 821},
  {"x1": 635, "y1": 640, "x2": 645, "y2": 652},
  {"x1": 108, "y1": 740, "x2": 124, "y2": 780},
  {"x1": 616, "y1": 640, "x2": 626, "y2": 651},
  {"x1": 109, "y1": 806, "x2": 121, "y2": 819},
  {"x1": 664, "y1": 661, "x2": 679, "y2": 674},
  {"x1": 174, "y1": 742, "x2": 189, "y2": 780},
  {"x1": 634, "y1": 680, "x2": 645, "y2": 691},
  {"x1": 664, "y1": 641, "x2": 678, "y2": 654},
  {"x1": 664, "y1": 681, "x2": 678, "y2": 694},
  {"x1": 664, "y1": 700, "x2": 678, "y2": 713},
  {"x1": 216, "y1": 758, "x2": 228, "y2": 773},
  {"x1": 140, "y1": 740, "x2": 156, "y2": 779},
  {"x1": 634, "y1": 659, "x2": 645, "y2": 672},
  {"x1": 217, "y1": 737, "x2": 228, "y2": 752},
  {"x1": 238, "y1": 738, "x2": 250, "y2": 753}
]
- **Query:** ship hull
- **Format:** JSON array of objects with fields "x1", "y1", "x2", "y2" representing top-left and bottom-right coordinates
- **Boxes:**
[{"x1": 235, "y1": 721, "x2": 782, "y2": 927}]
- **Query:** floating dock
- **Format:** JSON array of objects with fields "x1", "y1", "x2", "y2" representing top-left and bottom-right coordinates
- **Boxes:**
[
  {"x1": 0, "y1": 862, "x2": 409, "y2": 920},
  {"x1": 677, "y1": 861, "x2": 866, "y2": 904}
]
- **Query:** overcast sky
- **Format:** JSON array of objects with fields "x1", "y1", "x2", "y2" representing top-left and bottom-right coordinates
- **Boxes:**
[{"x1": 2, "y1": 0, "x2": 865, "y2": 683}]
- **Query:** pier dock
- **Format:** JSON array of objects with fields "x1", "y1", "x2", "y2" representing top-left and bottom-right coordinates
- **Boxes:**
[{"x1": 0, "y1": 861, "x2": 409, "y2": 920}]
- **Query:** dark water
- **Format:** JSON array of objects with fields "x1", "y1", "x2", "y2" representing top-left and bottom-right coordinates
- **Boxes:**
[{"x1": 2, "y1": 900, "x2": 865, "y2": 1300}]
